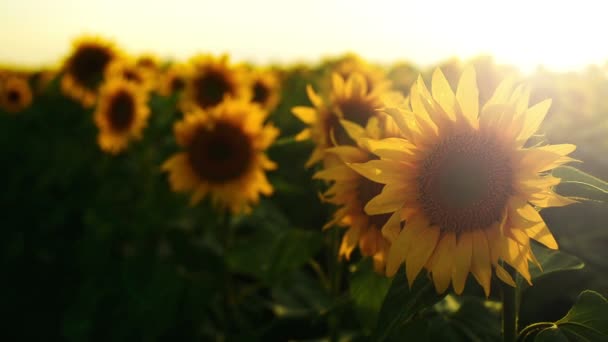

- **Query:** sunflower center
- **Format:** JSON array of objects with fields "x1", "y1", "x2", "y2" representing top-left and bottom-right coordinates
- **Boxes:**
[
  {"x1": 337, "y1": 98, "x2": 377, "y2": 127},
  {"x1": 7, "y1": 89, "x2": 20, "y2": 104},
  {"x1": 108, "y1": 91, "x2": 136, "y2": 132},
  {"x1": 193, "y1": 71, "x2": 233, "y2": 108},
  {"x1": 187, "y1": 121, "x2": 253, "y2": 183},
  {"x1": 123, "y1": 69, "x2": 142, "y2": 84},
  {"x1": 69, "y1": 46, "x2": 113, "y2": 90},
  {"x1": 358, "y1": 175, "x2": 391, "y2": 229},
  {"x1": 252, "y1": 81, "x2": 270, "y2": 104},
  {"x1": 418, "y1": 133, "x2": 512, "y2": 233},
  {"x1": 170, "y1": 77, "x2": 185, "y2": 93}
]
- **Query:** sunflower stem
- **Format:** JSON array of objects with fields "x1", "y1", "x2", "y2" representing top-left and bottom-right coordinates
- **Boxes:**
[{"x1": 502, "y1": 264, "x2": 518, "y2": 342}]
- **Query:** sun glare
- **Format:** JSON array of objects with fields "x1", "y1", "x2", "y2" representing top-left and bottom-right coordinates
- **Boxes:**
[{"x1": 0, "y1": 0, "x2": 607, "y2": 72}]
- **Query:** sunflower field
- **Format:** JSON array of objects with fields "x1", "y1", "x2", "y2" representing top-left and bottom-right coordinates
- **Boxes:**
[{"x1": 2, "y1": 36, "x2": 608, "y2": 342}]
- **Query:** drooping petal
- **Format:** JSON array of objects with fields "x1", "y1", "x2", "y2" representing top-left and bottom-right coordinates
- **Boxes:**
[
  {"x1": 526, "y1": 221, "x2": 558, "y2": 249},
  {"x1": 405, "y1": 222, "x2": 440, "y2": 287},
  {"x1": 471, "y1": 230, "x2": 492, "y2": 297},
  {"x1": 428, "y1": 232, "x2": 456, "y2": 293},
  {"x1": 452, "y1": 232, "x2": 473, "y2": 295},
  {"x1": 386, "y1": 219, "x2": 426, "y2": 276}
]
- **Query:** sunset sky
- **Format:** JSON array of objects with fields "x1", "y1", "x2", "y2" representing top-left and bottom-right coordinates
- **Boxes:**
[{"x1": 1, "y1": 0, "x2": 606, "y2": 72}]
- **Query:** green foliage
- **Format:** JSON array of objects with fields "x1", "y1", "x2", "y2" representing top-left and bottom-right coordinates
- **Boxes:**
[{"x1": 519, "y1": 291, "x2": 608, "y2": 341}]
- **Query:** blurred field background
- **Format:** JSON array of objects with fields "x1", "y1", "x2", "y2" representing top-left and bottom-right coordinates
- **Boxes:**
[{"x1": 1, "y1": 1, "x2": 608, "y2": 341}]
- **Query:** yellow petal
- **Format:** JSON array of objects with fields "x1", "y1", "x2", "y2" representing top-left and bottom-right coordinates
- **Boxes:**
[
  {"x1": 325, "y1": 145, "x2": 368, "y2": 163},
  {"x1": 502, "y1": 238, "x2": 532, "y2": 285},
  {"x1": 348, "y1": 160, "x2": 406, "y2": 184},
  {"x1": 360, "y1": 137, "x2": 414, "y2": 161},
  {"x1": 526, "y1": 221, "x2": 558, "y2": 249},
  {"x1": 365, "y1": 184, "x2": 409, "y2": 215},
  {"x1": 340, "y1": 119, "x2": 366, "y2": 142},
  {"x1": 484, "y1": 76, "x2": 516, "y2": 109},
  {"x1": 295, "y1": 128, "x2": 311, "y2": 141},
  {"x1": 529, "y1": 191, "x2": 577, "y2": 208},
  {"x1": 292, "y1": 107, "x2": 317, "y2": 124},
  {"x1": 456, "y1": 66, "x2": 479, "y2": 127},
  {"x1": 339, "y1": 226, "x2": 361, "y2": 259},
  {"x1": 471, "y1": 230, "x2": 492, "y2": 297},
  {"x1": 386, "y1": 220, "x2": 424, "y2": 276},
  {"x1": 431, "y1": 68, "x2": 457, "y2": 120},
  {"x1": 518, "y1": 99, "x2": 551, "y2": 142},
  {"x1": 495, "y1": 263, "x2": 516, "y2": 287},
  {"x1": 428, "y1": 232, "x2": 456, "y2": 294},
  {"x1": 313, "y1": 165, "x2": 358, "y2": 181},
  {"x1": 452, "y1": 232, "x2": 473, "y2": 295},
  {"x1": 381, "y1": 209, "x2": 402, "y2": 242},
  {"x1": 405, "y1": 223, "x2": 440, "y2": 287},
  {"x1": 306, "y1": 84, "x2": 323, "y2": 108}
]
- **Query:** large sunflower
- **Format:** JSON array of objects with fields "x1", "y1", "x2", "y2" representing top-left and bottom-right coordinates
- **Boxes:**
[
  {"x1": 94, "y1": 79, "x2": 150, "y2": 154},
  {"x1": 162, "y1": 100, "x2": 279, "y2": 214},
  {"x1": 0, "y1": 75, "x2": 33, "y2": 113},
  {"x1": 315, "y1": 117, "x2": 402, "y2": 273},
  {"x1": 61, "y1": 36, "x2": 119, "y2": 107},
  {"x1": 350, "y1": 67, "x2": 576, "y2": 296},
  {"x1": 182, "y1": 55, "x2": 249, "y2": 111},
  {"x1": 292, "y1": 72, "x2": 392, "y2": 167},
  {"x1": 248, "y1": 69, "x2": 281, "y2": 112}
]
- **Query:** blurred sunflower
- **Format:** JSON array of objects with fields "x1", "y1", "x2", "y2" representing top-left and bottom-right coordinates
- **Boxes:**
[
  {"x1": 61, "y1": 36, "x2": 119, "y2": 107},
  {"x1": 292, "y1": 72, "x2": 392, "y2": 167},
  {"x1": 94, "y1": 79, "x2": 150, "y2": 154},
  {"x1": 315, "y1": 117, "x2": 402, "y2": 273},
  {"x1": 105, "y1": 59, "x2": 155, "y2": 91},
  {"x1": 182, "y1": 55, "x2": 248, "y2": 111},
  {"x1": 248, "y1": 69, "x2": 281, "y2": 112},
  {"x1": 350, "y1": 67, "x2": 576, "y2": 296},
  {"x1": 135, "y1": 54, "x2": 160, "y2": 72},
  {"x1": 331, "y1": 53, "x2": 389, "y2": 93},
  {"x1": 0, "y1": 75, "x2": 33, "y2": 113},
  {"x1": 162, "y1": 100, "x2": 279, "y2": 214},
  {"x1": 157, "y1": 63, "x2": 187, "y2": 97}
]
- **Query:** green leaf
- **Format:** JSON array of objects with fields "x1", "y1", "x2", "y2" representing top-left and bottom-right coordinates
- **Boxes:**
[
  {"x1": 371, "y1": 270, "x2": 444, "y2": 342},
  {"x1": 349, "y1": 259, "x2": 392, "y2": 333},
  {"x1": 533, "y1": 290, "x2": 608, "y2": 341},
  {"x1": 553, "y1": 166, "x2": 608, "y2": 202},
  {"x1": 389, "y1": 296, "x2": 502, "y2": 342}
]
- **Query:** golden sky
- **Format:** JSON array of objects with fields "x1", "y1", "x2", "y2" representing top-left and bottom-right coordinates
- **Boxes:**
[{"x1": 1, "y1": 0, "x2": 606, "y2": 72}]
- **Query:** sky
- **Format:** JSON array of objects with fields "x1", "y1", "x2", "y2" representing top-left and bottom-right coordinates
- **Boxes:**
[{"x1": 1, "y1": 0, "x2": 607, "y2": 73}]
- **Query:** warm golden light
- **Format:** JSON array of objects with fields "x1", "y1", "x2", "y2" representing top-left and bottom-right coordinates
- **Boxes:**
[{"x1": 1, "y1": 0, "x2": 607, "y2": 72}]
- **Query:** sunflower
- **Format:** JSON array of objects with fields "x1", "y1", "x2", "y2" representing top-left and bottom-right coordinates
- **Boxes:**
[
  {"x1": 315, "y1": 117, "x2": 404, "y2": 273},
  {"x1": 248, "y1": 69, "x2": 281, "y2": 112},
  {"x1": 349, "y1": 67, "x2": 576, "y2": 296},
  {"x1": 94, "y1": 78, "x2": 150, "y2": 154},
  {"x1": 104, "y1": 59, "x2": 155, "y2": 91},
  {"x1": 0, "y1": 75, "x2": 33, "y2": 113},
  {"x1": 162, "y1": 100, "x2": 279, "y2": 214},
  {"x1": 136, "y1": 54, "x2": 160, "y2": 72},
  {"x1": 157, "y1": 63, "x2": 187, "y2": 97},
  {"x1": 330, "y1": 53, "x2": 390, "y2": 93},
  {"x1": 61, "y1": 36, "x2": 119, "y2": 107},
  {"x1": 292, "y1": 72, "x2": 394, "y2": 167},
  {"x1": 182, "y1": 55, "x2": 249, "y2": 111}
]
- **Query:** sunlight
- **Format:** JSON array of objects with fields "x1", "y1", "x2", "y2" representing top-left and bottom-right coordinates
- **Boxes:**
[{"x1": 0, "y1": 0, "x2": 607, "y2": 72}]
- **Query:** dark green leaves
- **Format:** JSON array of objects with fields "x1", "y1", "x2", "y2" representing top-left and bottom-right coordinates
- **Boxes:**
[
  {"x1": 520, "y1": 291, "x2": 608, "y2": 341},
  {"x1": 372, "y1": 270, "x2": 444, "y2": 341},
  {"x1": 553, "y1": 166, "x2": 608, "y2": 201}
]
